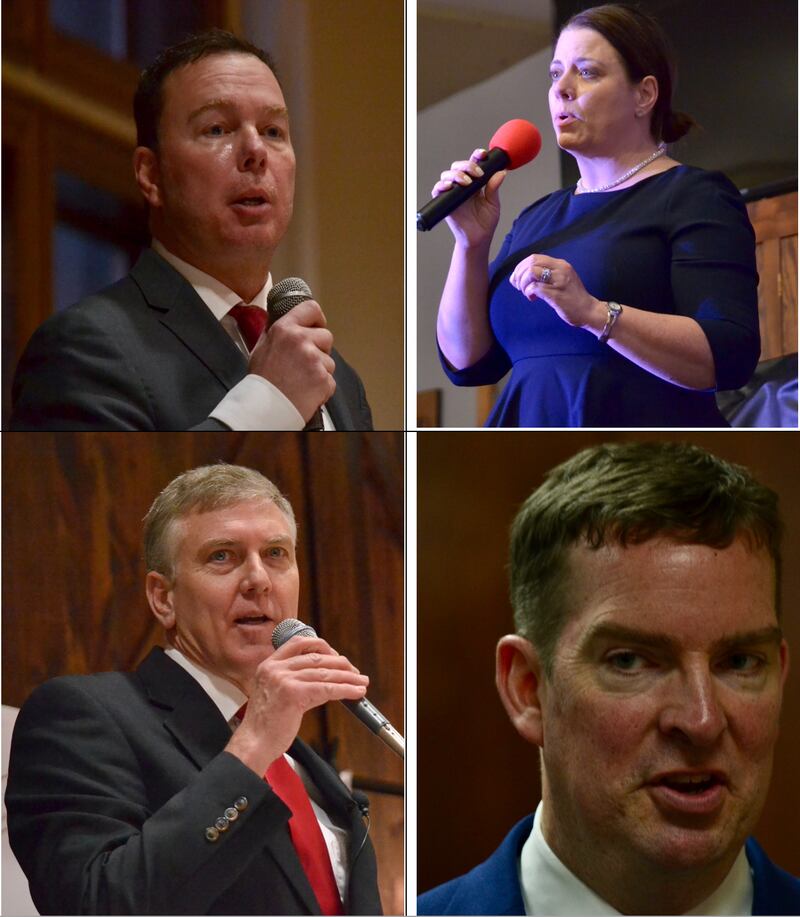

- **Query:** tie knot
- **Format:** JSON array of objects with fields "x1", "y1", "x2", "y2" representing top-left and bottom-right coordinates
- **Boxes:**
[{"x1": 229, "y1": 303, "x2": 267, "y2": 351}]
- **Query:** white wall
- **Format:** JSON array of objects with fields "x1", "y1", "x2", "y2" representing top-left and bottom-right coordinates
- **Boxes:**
[{"x1": 417, "y1": 47, "x2": 561, "y2": 428}]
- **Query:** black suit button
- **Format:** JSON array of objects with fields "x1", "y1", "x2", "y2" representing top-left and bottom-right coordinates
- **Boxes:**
[
  {"x1": 234, "y1": 796, "x2": 248, "y2": 811},
  {"x1": 215, "y1": 816, "x2": 230, "y2": 831},
  {"x1": 205, "y1": 826, "x2": 220, "y2": 842},
  {"x1": 225, "y1": 807, "x2": 239, "y2": 821}
]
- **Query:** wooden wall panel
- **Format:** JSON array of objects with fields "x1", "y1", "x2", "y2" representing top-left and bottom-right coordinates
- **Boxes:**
[
  {"x1": 747, "y1": 191, "x2": 798, "y2": 360},
  {"x1": 418, "y1": 431, "x2": 800, "y2": 894},
  {"x1": 2, "y1": 430, "x2": 404, "y2": 914}
]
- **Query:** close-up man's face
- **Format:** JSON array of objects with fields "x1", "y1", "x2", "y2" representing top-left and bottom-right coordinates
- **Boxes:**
[
  {"x1": 146, "y1": 51, "x2": 296, "y2": 272},
  {"x1": 539, "y1": 535, "x2": 788, "y2": 877},
  {"x1": 148, "y1": 499, "x2": 300, "y2": 693}
]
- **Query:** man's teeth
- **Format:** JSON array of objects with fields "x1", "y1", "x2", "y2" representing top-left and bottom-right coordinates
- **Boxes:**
[{"x1": 669, "y1": 775, "x2": 712, "y2": 784}]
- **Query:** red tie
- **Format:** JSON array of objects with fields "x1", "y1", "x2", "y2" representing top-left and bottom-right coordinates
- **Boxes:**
[
  {"x1": 236, "y1": 707, "x2": 343, "y2": 915},
  {"x1": 228, "y1": 304, "x2": 267, "y2": 351}
]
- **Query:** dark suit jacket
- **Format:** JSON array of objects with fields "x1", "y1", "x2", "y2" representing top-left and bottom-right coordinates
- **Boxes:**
[
  {"x1": 418, "y1": 815, "x2": 800, "y2": 916},
  {"x1": 5, "y1": 647, "x2": 382, "y2": 916},
  {"x1": 10, "y1": 249, "x2": 373, "y2": 431}
]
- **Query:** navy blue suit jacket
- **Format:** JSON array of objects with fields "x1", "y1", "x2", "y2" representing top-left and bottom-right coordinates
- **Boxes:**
[{"x1": 418, "y1": 815, "x2": 800, "y2": 916}]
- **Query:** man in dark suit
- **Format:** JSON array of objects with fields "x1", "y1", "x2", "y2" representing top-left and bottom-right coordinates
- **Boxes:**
[
  {"x1": 6, "y1": 464, "x2": 383, "y2": 915},
  {"x1": 10, "y1": 30, "x2": 372, "y2": 431},
  {"x1": 419, "y1": 442, "x2": 800, "y2": 916}
]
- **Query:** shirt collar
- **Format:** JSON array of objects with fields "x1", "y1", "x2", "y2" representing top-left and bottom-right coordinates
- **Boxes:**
[
  {"x1": 151, "y1": 238, "x2": 272, "y2": 320},
  {"x1": 519, "y1": 802, "x2": 753, "y2": 915},
  {"x1": 163, "y1": 646, "x2": 247, "y2": 726}
]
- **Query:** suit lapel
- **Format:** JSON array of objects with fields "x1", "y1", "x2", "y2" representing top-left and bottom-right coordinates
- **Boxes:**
[
  {"x1": 130, "y1": 249, "x2": 248, "y2": 391},
  {"x1": 135, "y1": 647, "x2": 232, "y2": 769}
]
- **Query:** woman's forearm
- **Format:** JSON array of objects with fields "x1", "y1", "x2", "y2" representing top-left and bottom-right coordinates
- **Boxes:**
[
  {"x1": 436, "y1": 241, "x2": 495, "y2": 369},
  {"x1": 584, "y1": 298, "x2": 717, "y2": 390}
]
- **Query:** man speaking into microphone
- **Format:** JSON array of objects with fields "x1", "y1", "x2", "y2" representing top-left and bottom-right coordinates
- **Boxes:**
[
  {"x1": 10, "y1": 29, "x2": 372, "y2": 431},
  {"x1": 5, "y1": 463, "x2": 384, "y2": 915}
]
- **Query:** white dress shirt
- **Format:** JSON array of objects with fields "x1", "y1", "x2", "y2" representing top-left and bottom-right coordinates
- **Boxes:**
[
  {"x1": 519, "y1": 802, "x2": 753, "y2": 915},
  {"x1": 152, "y1": 240, "x2": 334, "y2": 431},
  {"x1": 163, "y1": 646, "x2": 348, "y2": 898}
]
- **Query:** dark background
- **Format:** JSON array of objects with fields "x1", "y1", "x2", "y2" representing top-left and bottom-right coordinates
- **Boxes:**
[{"x1": 418, "y1": 431, "x2": 800, "y2": 894}]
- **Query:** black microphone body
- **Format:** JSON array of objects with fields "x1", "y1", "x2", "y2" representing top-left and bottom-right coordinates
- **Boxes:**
[
  {"x1": 272, "y1": 618, "x2": 405, "y2": 759},
  {"x1": 417, "y1": 146, "x2": 511, "y2": 232},
  {"x1": 265, "y1": 277, "x2": 324, "y2": 431}
]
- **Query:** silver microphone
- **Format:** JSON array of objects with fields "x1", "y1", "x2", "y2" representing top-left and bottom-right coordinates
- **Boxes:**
[
  {"x1": 272, "y1": 618, "x2": 405, "y2": 759},
  {"x1": 266, "y1": 278, "x2": 324, "y2": 432}
]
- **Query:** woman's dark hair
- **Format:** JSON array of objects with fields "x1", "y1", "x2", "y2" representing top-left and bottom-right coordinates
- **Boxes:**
[
  {"x1": 133, "y1": 28, "x2": 280, "y2": 150},
  {"x1": 562, "y1": 3, "x2": 698, "y2": 143}
]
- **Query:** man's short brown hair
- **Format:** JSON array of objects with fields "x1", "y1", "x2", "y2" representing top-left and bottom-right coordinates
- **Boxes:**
[
  {"x1": 510, "y1": 441, "x2": 782, "y2": 676},
  {"x1": 133, "y1": 28, "x2": 280, "y2": 150}
]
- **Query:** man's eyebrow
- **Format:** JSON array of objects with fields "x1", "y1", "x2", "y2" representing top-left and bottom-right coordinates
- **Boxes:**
[
  {"x1": 187, "y1": 99, "x2": 289, "y2": 122},
  {"x1": 583, "y1": 623, "x2": 783, "y2": 654},
  {"x1": 196, "y1": 534, "x2": 294, "y2": 553}
]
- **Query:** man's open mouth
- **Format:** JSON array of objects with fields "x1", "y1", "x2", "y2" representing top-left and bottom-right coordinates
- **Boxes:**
[
  {"x1": 235, "y1": 615, "x2": 269, "y2": 626},
  {"x1": 656, "y1": 774, "x2": 721, "y2": 795},
  {"x1": 233, "y1": 196, "x2": 268, "y2": 207}
]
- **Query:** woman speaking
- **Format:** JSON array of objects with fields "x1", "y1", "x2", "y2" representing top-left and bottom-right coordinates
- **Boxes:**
[{"x1": 432, "y1": 3, "x2": 759, "y2": 427}]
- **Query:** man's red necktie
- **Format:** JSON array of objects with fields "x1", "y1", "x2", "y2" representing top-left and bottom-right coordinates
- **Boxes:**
[
  {"x1": 237, "y1": 707, "x2": 343, "y2": 915},
  {"x1": 228, "y1": 304, "x2": 267, "y2": 352}
]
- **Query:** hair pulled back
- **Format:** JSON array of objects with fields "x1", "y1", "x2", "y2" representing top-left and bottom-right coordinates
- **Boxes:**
[{"x1": 562, "y1": 3, "x2": 698, "y2": 143}]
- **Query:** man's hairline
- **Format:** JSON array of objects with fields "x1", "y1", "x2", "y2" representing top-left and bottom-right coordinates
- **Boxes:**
[
  {"x1": 150, "y1": 49, "x2": 283, "y2": 152},
  {"x1": 524, "y1": 531, "x2": 779, "y2": 681},
  {"x1": 156, "y1": 497, "x2": 298, "y2": 581}
]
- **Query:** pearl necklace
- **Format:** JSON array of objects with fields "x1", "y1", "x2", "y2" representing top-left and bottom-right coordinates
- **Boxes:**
[{"x1": 576, "y1": 142, "x2": 667, "y2": 193}]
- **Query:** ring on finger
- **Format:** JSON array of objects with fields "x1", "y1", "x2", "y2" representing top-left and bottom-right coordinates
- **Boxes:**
[{"x1": 540, "y1": 267, "x2": 553, "y2": 284}]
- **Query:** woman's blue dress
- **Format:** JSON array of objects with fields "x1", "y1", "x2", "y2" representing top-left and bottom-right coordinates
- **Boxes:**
[{"x1": 440, "y1": 166, "x2": 760, "y2": 427}]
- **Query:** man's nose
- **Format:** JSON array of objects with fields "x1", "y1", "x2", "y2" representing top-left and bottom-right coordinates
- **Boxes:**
[
  {"x1": 659, "y1": 665, "x2": 727, "y2": 746},
  {"x1": 240, "y1": 554, "x2": 271, "y2": 592},
  {"x1": 238, "y1": 126, "x2": 267, "y2": 172}
]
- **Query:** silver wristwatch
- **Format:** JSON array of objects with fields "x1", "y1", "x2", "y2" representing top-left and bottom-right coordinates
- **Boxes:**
[{"x1": 598, "y1": 301, "x2": 622, "y2": 344}]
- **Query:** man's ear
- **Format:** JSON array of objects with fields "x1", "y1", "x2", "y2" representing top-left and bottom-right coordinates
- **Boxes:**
[
  {"x1": 496, "y1": 634, "x2": 546, "y2": 747},
  {"x1": 146, "y1": 571, "x2": 175, "y2": 630},
  {"x1": 133, "y1": 146, "x2": 162, "y2": 208}
]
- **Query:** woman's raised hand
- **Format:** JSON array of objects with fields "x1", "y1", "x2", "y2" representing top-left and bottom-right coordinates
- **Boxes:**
[{"x1": 432, "y1": 149, "x2": 506, "y2": 248}]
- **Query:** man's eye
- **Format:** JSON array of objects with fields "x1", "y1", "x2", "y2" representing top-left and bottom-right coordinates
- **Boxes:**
[
  {"x1": 205, "y1": 125, "x2": 225, "y2": 136},
  {"x1": 606, "y1": 651, "x2": 649, "y2": 673},
  {"x1": 209, "y1": 550, "x2": 230, "y2": 562},
  {"x1": 267, "y1": 546, "x2": 287, "y2": 558},
  {"x1": 263, "y1": 125, "x2": 286, "y2": 139},
  {"x1": 726, "y1": 653, "x2": 763, "y2": 674}
]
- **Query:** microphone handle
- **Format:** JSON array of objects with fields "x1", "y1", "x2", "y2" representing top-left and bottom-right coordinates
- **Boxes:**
[
  {"x1": 304, "y1": 408, "x2": 324, "y2": 432},
  {"x1": 342, "y1": 697, "x2": 405, "y2": 759},
  {"x1": 417, "y1": 146, "x2": 511, "y2": 232}
]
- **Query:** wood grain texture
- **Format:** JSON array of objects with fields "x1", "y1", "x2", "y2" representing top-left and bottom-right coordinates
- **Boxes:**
[{"x1": 2, "y1": 431, "x2": 404, "y2": 913}]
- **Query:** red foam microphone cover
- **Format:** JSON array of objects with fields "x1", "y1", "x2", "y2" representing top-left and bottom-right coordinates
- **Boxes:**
[{"x1": 489, "y1": 119, "x2": 542, "y2": 169}]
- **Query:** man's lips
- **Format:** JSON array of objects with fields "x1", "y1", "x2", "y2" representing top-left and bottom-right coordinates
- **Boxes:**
[
  {"x1": 233, "y1": 614, "x2": 271, "y2": 626},
  {"x1": 646, "y1": 770, "x2": 729, "y2": 816}
]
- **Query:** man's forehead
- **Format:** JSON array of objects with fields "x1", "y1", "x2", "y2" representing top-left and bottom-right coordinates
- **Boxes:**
[
  {"x1": 174, "y1": 500, "x2": 295, "y2": 545},
  {"x1": 163, "y1": 52, "x2": 285, "y2": 111},
  {"x1": 560, "y1": 536, "x2": 777, "y2": 649}
]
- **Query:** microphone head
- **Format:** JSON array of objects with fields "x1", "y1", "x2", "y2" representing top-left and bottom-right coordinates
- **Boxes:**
[
  {"x1": 489, "y1": 119, "x2": 542, "y2": 170},
  {"x1": 272, "y1": 617, "x2": 317, "y2": 650},
  {"x1": 267, "y1": 276, "x2": 313, "y2": 320}
]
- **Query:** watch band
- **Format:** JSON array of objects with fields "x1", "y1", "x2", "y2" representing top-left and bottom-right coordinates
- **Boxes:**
[{"x1": 598, "y1": 301, "x2": 622, "y2": 344}]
